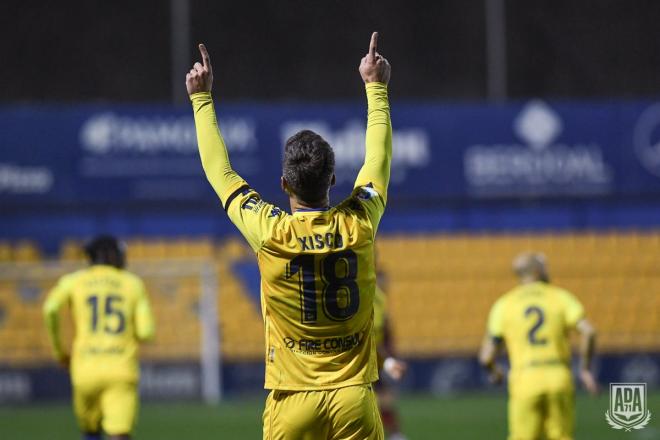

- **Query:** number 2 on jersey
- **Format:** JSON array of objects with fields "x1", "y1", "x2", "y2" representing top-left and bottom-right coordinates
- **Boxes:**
[
  {"x1": 287, "y1": 250, "x2": 360, "y2": 324},
  {"x1": 524, "y1": 305, "x2": 547, "y2": 345},
  {"x1": 86, "y1": 294, "x2": 126, "y2": 334}
]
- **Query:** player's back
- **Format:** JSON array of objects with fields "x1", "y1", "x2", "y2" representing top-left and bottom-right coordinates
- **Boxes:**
[
  {"x1": 492, "y1": 281, "x2": 584, "y2": 395},
  {"x1": 65, "y1": 265, "x2": 147, "y2": 383},
  {"x1": 257, "y1": 194, "x2": 379, "y2": 390}
]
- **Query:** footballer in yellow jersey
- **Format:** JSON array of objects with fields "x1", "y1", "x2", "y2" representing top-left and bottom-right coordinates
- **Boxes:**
[
  {"x1": 187, "y1": 33, "x2": 391, "y2": 439},
  {"x1": 479, "y1": 252, "x2": 598, "y2": 440},
  {"x1": 43, "y1": 236, "x2": 155, "y2": 440}
]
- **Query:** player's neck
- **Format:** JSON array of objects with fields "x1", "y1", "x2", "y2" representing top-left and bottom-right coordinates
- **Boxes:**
[
  {"x1": 519, "y1": 276, "x2": 543, "y2": 285},
  {"x1": 289, "y1": 196, "x2": 330, "y2": 214}
]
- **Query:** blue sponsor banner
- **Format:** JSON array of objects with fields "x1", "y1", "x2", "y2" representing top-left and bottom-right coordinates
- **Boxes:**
[
  {"x1": 3, "y1": 100, "x2": 660, "y2": 206},
  {"x1": 1, "y1": 354, "x2": 658, "y2": 402},
  {"x1": 400, "y1": 353, "x2": 660, "y2": 395}
]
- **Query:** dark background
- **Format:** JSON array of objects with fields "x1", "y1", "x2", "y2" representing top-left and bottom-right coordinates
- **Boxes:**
[{"x1": 3, "y1": 0, "x2": 660, "y2": 102}]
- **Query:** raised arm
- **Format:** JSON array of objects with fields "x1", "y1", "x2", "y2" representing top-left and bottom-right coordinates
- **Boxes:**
[
  {"x1": 187, "y1": 44, "x2": 246, "y2": 206},
  {"x1": 354, "y1": 32, "x2": 393, "y2": 203}
]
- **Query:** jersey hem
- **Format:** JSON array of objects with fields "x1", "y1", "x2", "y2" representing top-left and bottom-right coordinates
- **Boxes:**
[{"x1": 264, "y1": 376, "x2": 378, "y2": 392}]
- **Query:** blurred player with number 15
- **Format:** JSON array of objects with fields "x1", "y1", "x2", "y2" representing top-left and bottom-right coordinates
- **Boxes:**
[{"x1": 44, "y1": 236, "x2": 155, "y2": 440}]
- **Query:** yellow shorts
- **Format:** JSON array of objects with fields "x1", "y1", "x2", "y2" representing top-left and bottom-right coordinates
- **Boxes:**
[
  {"x1": 73, "y1": 380, "x2": 138, "y2": 435},
  {"x1": 263, "y1": 384, "x2": 383, "y2": 440},
  {"x1": 508, "y1": 390, "x2": 574, "y2": 440}
]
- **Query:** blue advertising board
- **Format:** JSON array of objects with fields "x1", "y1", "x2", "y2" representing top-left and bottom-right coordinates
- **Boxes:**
[
  {"x1": 1, "y1": 353, "x2": 658, "y2": 402},
  {"x1": 3, "y1": 99, "x2": 660, "y2": 207}
]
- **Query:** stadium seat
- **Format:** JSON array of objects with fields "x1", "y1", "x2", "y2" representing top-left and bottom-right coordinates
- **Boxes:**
[
  {"x1": 13, "y1": 241, "x2": 42, "y2": 262},
  {"x1": 0, "y1": 231, "x2": 659, "y2": 366},
  {"x1": 59, "y1": 240, "x2": 85, "y2": 261},
  {"x1": 378, "y1": 231, "x2": 660, "y2": 357},
  {"x1": 0, "y1": 242, "x2": 12, "y2": 262}
]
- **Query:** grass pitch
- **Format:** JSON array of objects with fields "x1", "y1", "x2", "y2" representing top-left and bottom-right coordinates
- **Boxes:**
[{"x1": 1, "y1": 391, "x2": 658, "y2": 439}]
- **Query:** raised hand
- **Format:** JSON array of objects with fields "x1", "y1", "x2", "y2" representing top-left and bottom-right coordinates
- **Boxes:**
[
  {"x1": 359, "y1": 32, "x2": 391, "y2": 84},
  {"x1": 186, "y1": 43, "x2": 214, "y2": 95}
]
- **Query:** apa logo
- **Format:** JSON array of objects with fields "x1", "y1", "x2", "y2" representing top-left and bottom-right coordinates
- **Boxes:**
[{"x1": 605, "y1": 383, "x2": 651, "y2": 431}]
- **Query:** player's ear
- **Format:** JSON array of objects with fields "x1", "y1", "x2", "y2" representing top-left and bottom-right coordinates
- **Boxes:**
[
  {"x1": 280, "y1": 176, "x2": 291, "y2": 195},
  {"x1": 330, "y1": 174, "x2": 336, "y2": 187}
]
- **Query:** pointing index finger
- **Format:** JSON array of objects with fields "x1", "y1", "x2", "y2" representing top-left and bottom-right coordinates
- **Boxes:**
[
  {"x1": 199, "y1": 43, "x2": 212, "y2": 71},
  {"x1": 368, "y1": 32, "x2": 378, "y2": 58}
]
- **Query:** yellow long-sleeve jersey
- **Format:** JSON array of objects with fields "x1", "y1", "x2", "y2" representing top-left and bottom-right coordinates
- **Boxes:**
[
  {"x1": 192, "y1": 83, "x2": 392, "y2": 390},
  {"x1": 43, "y1": 265, "x2": 155, "y2": 384}
]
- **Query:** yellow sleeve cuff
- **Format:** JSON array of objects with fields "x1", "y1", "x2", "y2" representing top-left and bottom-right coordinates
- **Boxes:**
[
  {"x1": 190, "y1": 91, "x2": 212, "y2": 103},
  {"x1": 365, "y1": 82, "x2": 388, "y2": 91}
]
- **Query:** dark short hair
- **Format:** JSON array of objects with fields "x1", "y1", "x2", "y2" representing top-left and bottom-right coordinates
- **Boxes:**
[
  {"x1": 283, "y1": 130, "x2": 335, "y2": 204},
  {"x1": 84, "y1": 235, "x2": 126, "y2": 269}
]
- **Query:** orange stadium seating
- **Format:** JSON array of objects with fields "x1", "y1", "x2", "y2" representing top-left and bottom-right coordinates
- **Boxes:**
[
  {"x1": 377, "y1": 231, "x2": 660, "y2": 356},
  {"x1": 0, "y1": 232, "x2": 658, "y2": 366}
]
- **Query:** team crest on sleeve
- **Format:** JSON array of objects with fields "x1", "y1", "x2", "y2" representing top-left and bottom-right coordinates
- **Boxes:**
[
  {"x1": 357, "y1": 186, "x2": 379, "y2": 201},
  {"x1": 606, "y1": 383, "x2": 651, "y2": 431},
  {"x1": 241, "y1": 196, "x2": 260, "y2": 211},
  {"x1": 241, "y1": 194, "x2": 266, "y2": 213}
]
